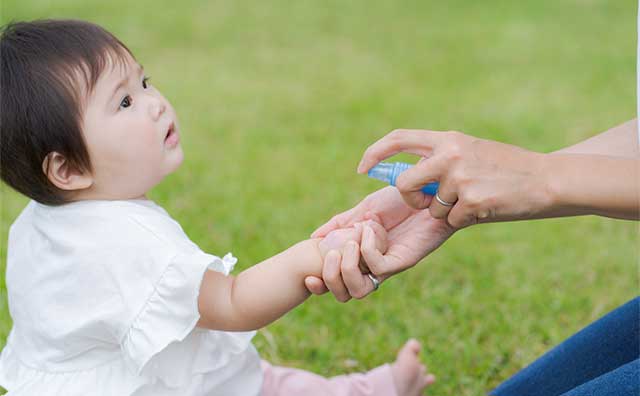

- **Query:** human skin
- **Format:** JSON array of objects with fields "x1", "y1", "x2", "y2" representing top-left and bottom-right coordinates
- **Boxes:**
[
  {"x1": 197, "y1": 221, "x2": 387, "y2": 331},
  {"x1": 45, "y1": 51, "x2": 389, "y2": 332},
  {"x1": 358, "y1": 125, "x2": 639, "y2": 224},
  {"x1": 45, "y1": 52, "x2": 185, "y2": 201},
  {"x1": 305, "y1": 119, "x2": 640, "y2": 301},
  {"x1": 306, "y1": 187, "x2": 455, "y2": 301}
]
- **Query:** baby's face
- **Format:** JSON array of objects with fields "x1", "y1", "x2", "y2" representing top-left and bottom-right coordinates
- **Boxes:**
[{"x1": 80, "y1": 53, "x2": 183, "y2": 200}]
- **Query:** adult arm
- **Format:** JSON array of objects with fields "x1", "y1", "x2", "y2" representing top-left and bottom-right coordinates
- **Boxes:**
[
  {"x1": 307, "y1": 119, "x2": 639, "y2": 300},
  {"x1": 554, "y1": 119, "x2": 638, "y2": 157},
  {"x1": 543, "y1": 119, "x2": 639, "y2": 219},
  {"x1": 357, "y1": 122, "x2": 639, "y2": 227},
  {"x1": 541, "y1": 154, "x2": 638, "y2": 219}
]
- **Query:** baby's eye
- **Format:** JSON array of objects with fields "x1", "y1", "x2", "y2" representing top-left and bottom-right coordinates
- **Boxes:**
[
  {"x1": 142, "y1": 76, "x2": 150, "y2": 89},
  {"x1": 119, "y1": 95, "x2": 132, "y2": 109}
]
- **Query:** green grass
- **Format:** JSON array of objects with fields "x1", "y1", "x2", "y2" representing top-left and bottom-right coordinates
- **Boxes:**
[{"x1": 1, "y1": 1, "x2": 638, "y2": 394}]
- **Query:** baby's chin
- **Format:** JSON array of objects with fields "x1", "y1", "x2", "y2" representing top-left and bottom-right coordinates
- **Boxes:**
[{"x1": 161, "y1": 145, "x2": 185, "y2": 176}]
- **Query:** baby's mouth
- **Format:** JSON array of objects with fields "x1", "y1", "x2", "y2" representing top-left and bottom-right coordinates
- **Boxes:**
[{"x1": 165, "y1": 122, "x2": 175, "y2": 141}]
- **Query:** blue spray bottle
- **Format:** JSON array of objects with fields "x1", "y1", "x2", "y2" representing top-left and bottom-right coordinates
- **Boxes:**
[{"x1": 367, "y1": 162, "x2": 439, "y2": 195}]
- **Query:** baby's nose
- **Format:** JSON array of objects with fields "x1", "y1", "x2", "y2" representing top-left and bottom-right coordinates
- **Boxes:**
[{"x1": 149, "y1": 97, "x2": 166, "y2": 120}]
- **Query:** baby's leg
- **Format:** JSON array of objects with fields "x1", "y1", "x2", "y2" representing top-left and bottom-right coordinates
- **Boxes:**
[
  {"x1": 261, "y1": 339, "x2": 435, "y2": 396},
  {"x1": 260, "y1": 360, "x2": 396, "y2": 396}
]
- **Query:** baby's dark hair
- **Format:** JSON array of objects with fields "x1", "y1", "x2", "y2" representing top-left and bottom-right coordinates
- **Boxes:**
[{"x1": 0, "y1": 19, "x2": 133, "y2": 205}]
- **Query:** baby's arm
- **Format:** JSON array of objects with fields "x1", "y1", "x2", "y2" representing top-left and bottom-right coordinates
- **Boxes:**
[{"x1": 196, "y1": 221, "x2": 386, "y2": 331}]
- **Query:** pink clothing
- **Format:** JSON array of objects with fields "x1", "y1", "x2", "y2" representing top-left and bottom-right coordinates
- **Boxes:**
[{"x1": 261, "y1": 360, "x2": 398, "y2": 396}]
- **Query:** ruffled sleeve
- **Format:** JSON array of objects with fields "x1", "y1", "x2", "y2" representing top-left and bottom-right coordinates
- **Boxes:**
[
  {"x1": 120, "y1": 251, "x2": 242, "y2": 387},
  {"x1": 0, "y1": 200, "x2": 262, "y2": 395}
]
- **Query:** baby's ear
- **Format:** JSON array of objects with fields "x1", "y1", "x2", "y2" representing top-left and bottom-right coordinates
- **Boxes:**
[{"x1": 43, "y1": 152, "x2": 93, "y2": 191}]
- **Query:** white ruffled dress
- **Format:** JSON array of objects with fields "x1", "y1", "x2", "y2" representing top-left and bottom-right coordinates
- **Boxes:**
[{"x1": 0, "y1": 200, "x2": 263, "y2": 395}]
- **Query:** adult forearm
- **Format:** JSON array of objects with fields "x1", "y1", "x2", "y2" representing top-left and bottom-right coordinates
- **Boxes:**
[
  {"x1": 542, "y1": 154, "x2": 640, "y2": 220},
  {"x1": 514, "y1": 119, "x2": 639, "y2": 219},
  {"x1": 553, "y1": 119, "x2": 639, "y2": 158}
]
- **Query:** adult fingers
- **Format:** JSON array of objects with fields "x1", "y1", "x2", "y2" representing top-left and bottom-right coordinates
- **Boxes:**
[
  {"x1": 394, "y1": 155, "x2": 460, "y2": 219},
  {"x1": 429, "y1": 184, "x2": 458, "y2": 220},
  {"x1": 395, "y1": 156, "x2": 447, "y2": 209},
  {"x1": 446, "y1": 200, "x2": 484, "y2": 229},
  {"x1": 322, "y1": 250, "x2": 351, "y2": 303},
  {"x1": 341, "y1": 241, "x2": 373, "y2": 299},
  {"x1": 304, "y1": 276, "x2": 329, "y2": 295},
  {"x1": 357, "y1": 129, "x2": 445, "y2": 174}
]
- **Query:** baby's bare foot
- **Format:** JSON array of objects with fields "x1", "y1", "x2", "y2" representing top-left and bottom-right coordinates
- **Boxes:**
[{"x1": 391, "y1": 339, "x2": 436, "y2": 396}]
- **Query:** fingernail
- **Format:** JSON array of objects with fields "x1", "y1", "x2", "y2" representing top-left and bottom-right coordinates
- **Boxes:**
[{"x1": 357, "y1": 160, "x2": 365, "y2": 173}]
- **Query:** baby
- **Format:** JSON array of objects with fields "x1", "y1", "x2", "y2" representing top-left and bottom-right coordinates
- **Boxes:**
[{"x1": 0, "y1": 20, "x2": 434, "y2": 395}]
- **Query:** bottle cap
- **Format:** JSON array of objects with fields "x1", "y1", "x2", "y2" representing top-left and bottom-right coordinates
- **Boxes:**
[{"x1": 367, "y1": 162, "x2": 396, "y2": 185}]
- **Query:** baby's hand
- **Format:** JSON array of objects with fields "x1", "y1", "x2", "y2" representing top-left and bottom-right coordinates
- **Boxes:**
[{"x1": 318, "y1": 220, "x2": 388, "y2": 271}]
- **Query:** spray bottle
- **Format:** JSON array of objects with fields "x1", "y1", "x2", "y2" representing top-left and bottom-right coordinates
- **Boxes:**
[{"x1": 367, "y1": 162, "x2": 439, "y2": 195}]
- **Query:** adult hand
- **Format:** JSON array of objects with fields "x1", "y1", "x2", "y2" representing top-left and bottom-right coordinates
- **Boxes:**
[
  {"x1": 305, "y1": 187, "x2": 455, "y2": 301},
  {"x1": 357, "y1": 129, "x2": 551, "y2": 228}
]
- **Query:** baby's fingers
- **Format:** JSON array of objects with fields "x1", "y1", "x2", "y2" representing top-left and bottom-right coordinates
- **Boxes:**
[
  {"x1": 360, "y1": 225, "x2": 387, "y2": 278},
  {"x1": 311, "y1": 214, "x2": 343, "y2": 238},
  {"x1": 363, "y1": 211, "x2": 383, "y2": 225},
  {"x1": 363, "y1": 220, "x2": 388, "y2": 253},
  {"x1": 311, "y1": 206, "x2": 360, "y2": 238}
]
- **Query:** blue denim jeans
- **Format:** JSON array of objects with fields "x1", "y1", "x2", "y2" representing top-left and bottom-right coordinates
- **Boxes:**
[{"x1": 490, "y1": 297, "x2": 640, "y2": 396}]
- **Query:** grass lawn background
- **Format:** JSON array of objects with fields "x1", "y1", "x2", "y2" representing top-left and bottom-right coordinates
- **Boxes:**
[{"x1": 1, "y1": 1, "x2": 638, "y2": 394}]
